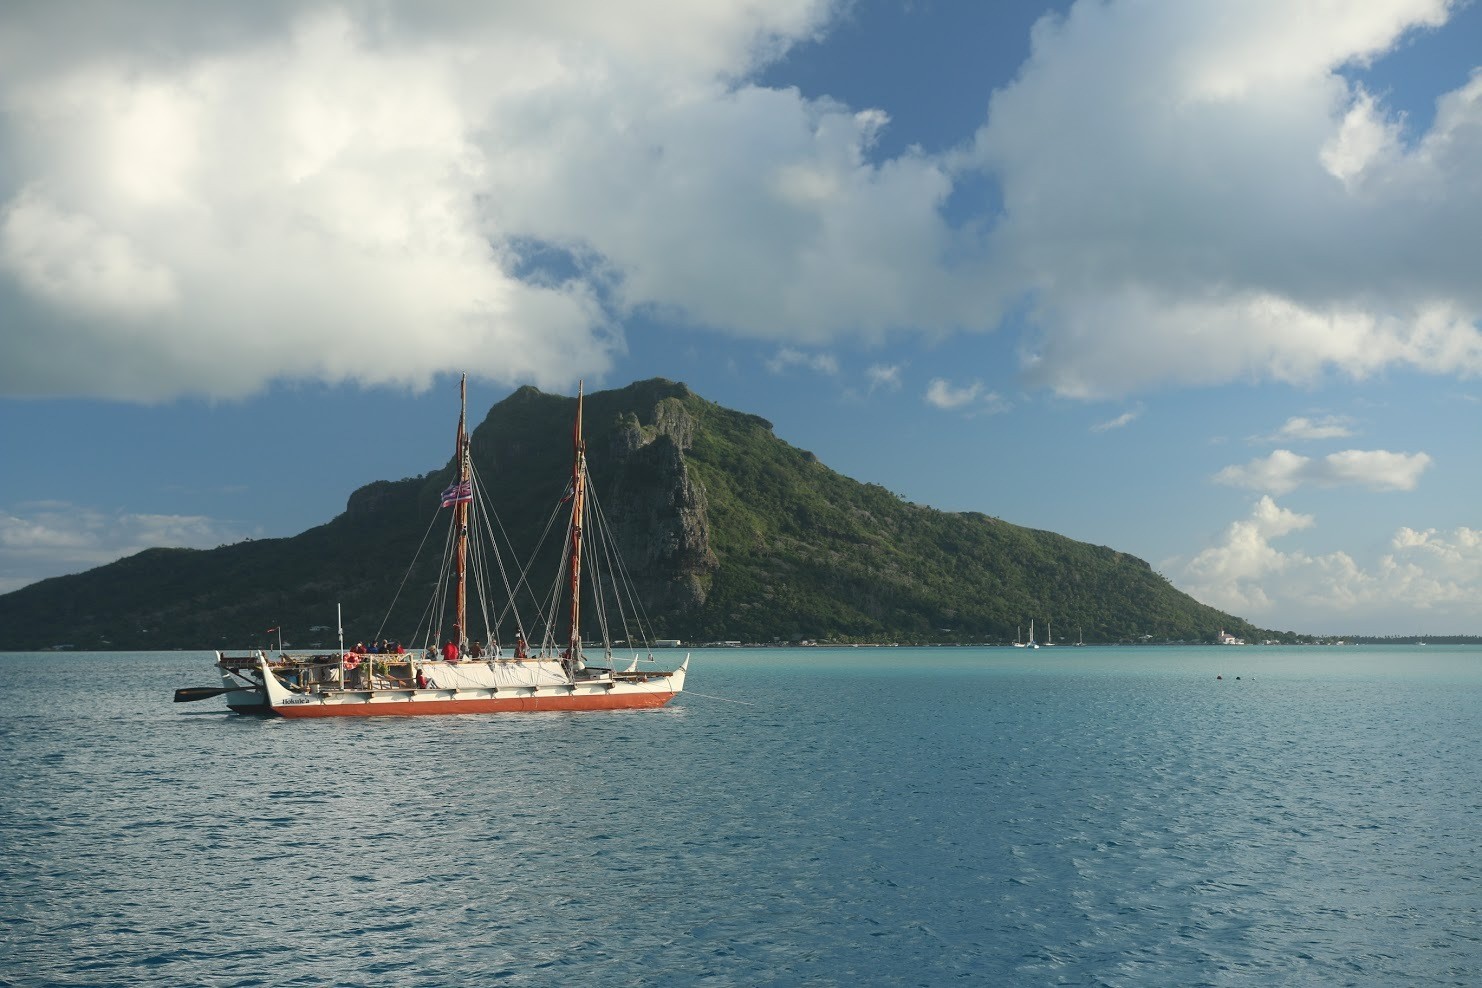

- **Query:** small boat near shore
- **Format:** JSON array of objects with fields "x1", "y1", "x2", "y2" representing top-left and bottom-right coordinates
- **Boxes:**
[{"x1": 177, "y1": 376, "x2": 688, "y2": 718}]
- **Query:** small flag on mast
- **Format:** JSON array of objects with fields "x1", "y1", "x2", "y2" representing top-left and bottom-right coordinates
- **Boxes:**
[{"x1": 440, "y1": 480, "x2": 473, "y2": 507}]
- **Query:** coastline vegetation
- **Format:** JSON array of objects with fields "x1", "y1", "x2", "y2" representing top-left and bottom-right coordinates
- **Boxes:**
[{"x1": 0, "y1": 379, "x2": 1355, "y2": 651}]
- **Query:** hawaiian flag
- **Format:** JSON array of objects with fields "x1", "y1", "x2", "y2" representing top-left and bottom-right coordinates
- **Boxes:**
[{"x1": 440, "y1": 480, "x2": 473, "y2": 507}]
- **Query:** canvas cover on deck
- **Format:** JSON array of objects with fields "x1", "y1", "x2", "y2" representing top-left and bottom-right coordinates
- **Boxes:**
[{"x1": 419, "y1": 659, "x2": 570, "y2": 690}]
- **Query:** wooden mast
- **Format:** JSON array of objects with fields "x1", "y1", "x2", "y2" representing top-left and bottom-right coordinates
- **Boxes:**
[
  {"x1": 454, "y1": 373, "x2": 469, "y2": 653},
  {"x1": 565, "y1": 382, "x2": 586, "y2": 676}
]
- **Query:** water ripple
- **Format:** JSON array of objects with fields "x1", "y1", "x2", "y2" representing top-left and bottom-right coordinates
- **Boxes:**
[{"x1": 1, "y1": 647, "x2": 1479, "y2": 985}]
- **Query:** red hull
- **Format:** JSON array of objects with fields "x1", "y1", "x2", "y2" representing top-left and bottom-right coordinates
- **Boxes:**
[{"x1": 272, "y1": 691, "x2": 678, "y2": 718}]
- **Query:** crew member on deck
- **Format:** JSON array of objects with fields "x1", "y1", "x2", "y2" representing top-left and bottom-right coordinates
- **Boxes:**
[
  {"x1": 514, "y1": 633, "x2": 528, "y2": 659},
  {"x1": 442, "y1": 639, "x2": 459, "y2": 663}
]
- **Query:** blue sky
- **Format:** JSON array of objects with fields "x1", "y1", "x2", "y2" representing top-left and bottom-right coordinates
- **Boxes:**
[{"x1": 2, "y1": 0, "x2": 1480, "y2": 636}]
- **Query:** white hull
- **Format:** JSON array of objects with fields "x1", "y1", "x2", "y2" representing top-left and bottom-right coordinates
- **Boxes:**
[{"x1": 222, "y1": 652, "x2": 688, "y2": 718}]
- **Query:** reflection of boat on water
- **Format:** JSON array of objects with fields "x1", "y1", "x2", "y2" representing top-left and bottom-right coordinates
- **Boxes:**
[{"x1": 179, "y1": 376, "x2": 688, "y2": 718}]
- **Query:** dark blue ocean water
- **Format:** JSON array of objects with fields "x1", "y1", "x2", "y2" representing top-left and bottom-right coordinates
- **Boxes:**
[{"x1": 1, "y1": 646, "x2": 1478, "y2": 986}]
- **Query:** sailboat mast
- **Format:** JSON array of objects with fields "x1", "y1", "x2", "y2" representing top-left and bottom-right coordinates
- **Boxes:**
[
  {"x1": 454, "y1": 374, "x2": 469, "y2": 652},
  {"x1": 566, "y1": 383, "x2": 587, "y2": 671}
]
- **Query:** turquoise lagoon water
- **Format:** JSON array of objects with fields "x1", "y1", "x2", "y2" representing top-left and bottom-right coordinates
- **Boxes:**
[{"x1": 0, "y1": 645, "x2": 1478, "y2": 985}]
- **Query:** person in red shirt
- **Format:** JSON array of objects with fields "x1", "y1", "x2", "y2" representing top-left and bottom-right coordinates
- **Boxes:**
[{"x1": 442, "y1": 639, "x2": 459, "y2": 663}]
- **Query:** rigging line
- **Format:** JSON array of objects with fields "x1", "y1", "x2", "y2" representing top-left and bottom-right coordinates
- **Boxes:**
[
  {"x1": 584, "y1": 487, "x2": 621, "y2": 649},
  {"x1": 410, "y1": 545, "x2": 445, "y2": 652},
  {"x1": 372, "y1": 501, "x2": 444, "y2": 645},
  {"x1": 599, "y1": 496, "x2": 652, "y2": 649},
  {"x1": 477, "y1": 460, "x2": 531, "y2": 591},
  {"x1": 591, "y1": 499, "x2": 640, "y2": 656},
  {"x1": 578, "y1": 481, "x2": 616, "y2": 656},
  {"x1": 464, "y1": 478, "x2": 503, "y2": 649},
  {"x1": 496, "y1": 509, "x2": 558, "y2": 650},
  {"x1": 552, "y1": 504, "x2": 580, "y2": 651},
  {"x1": 429, "y1": 506, "x2": 459, "y2": 646},
  {"x1": 535, "y1": 508, "x2": 574, "y2": 656},
  {"x1": 505, "y1": 496, "x2": 569, "y2": 647},
  {"x1": 477, "y1": 511, "x2": 506, "y2": 650},
  {"x1": 466, "y1": 508, "x2": 494, "y2": 648},
  {"x1": 583, "y1": 537, "x2": 610, "y2": 655},
  {"x1": 466, "y1": 461, "x2": 515, "y2": 647},
  {"x1": 587, "y1": 486, "x2": 660, "y2": 656},
  {"x1": 589, "y1": 485, "x2": 649, "y2": 633},
  {"x1": 409, "y1": 583, "x2": 435, "y2": 652}
]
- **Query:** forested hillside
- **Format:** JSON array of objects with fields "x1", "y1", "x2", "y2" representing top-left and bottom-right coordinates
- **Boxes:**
[{"x1": 0, "y1": 379, "x2": 1276, "y2": 650}]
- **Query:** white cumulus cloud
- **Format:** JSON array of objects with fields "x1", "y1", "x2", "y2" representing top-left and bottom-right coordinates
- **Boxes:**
[
  {"x1": 1180, "y1": 495, "x2": 1316, "y2": 614},
  {"x1": 767, "y1": 347, "x2": 839, "y2": 375},
  {"x1": 1, "y1": 1, "x2": 1480, "y2": 403},
  {"x1": 1092, "y1": 406, "x2": 1142, "y2": 432},
  {"x1": 1262, "y1": 415, "x2": 1357, "y2": 442},
  {"x1": 965, "y1": 0, "x2": 1482, "y2": 399},
  {"x1": 1177, "y1": 497, "x2": 1482, "y2": 633},
  {"x1": 866, "y1": 363, "x2": 902, "y2": 391},
  {"x1": 1215, "y1": 448, "x2": 1432, "y2": 494},
  {"x1": 924, "y1": 377, "x2": 1008, "y2": 413}
]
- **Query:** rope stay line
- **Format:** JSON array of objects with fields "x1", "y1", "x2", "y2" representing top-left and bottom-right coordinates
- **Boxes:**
[
  {"x1": 371, "y1": 502, "x2": 445, "y2": 649},
  {"x1": 586, "y1": 481, "x2": 662, "y2": 662}
]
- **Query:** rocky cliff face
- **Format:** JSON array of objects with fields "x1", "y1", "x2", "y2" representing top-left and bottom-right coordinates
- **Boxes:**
[
  {"x1": 603, "y1": 397, "x2": 718, "y2": 612},
  {"x1": 345, "y1": 479, "x2": 400, "y2": 518},
  {"x1": 0, "y1": 378, "x2": 1266, "y2": 649}
]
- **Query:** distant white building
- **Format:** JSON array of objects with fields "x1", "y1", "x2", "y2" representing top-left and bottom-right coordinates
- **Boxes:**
[{"x1": 1218, "y1": 629, "x2": 1246, "y2": 645}]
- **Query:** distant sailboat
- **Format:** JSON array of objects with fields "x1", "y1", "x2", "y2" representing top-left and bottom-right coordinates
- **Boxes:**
[
  {"x1": 1044, "y1": 620, "x2": 1056, "y2": 646},
  {"x1": 1013, "y1": 625, "x2": 1027, "y2": 648},
  {"x1": 1026, "y1": 619, "x2": 1040, "y2": 649}
]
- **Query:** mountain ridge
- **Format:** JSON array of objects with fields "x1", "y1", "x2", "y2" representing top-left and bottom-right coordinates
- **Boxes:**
[{"x1": 0, "y1": 378, "x2": 1280, "y2": 650}]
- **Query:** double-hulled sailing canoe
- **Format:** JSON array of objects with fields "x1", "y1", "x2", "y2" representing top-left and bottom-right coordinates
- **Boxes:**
[{"x1": 184, "y1": 376, "x2": 688, "y2": 718}]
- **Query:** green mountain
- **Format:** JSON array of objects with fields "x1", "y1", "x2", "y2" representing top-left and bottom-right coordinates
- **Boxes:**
[{"x1": 0, "y1": 379, "x2": 1278, "y2": 650}]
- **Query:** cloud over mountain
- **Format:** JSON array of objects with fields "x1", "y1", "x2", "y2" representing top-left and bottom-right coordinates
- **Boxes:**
[{"x1": 2, "y1": 1, "x2": 1479, "y2": 403}]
